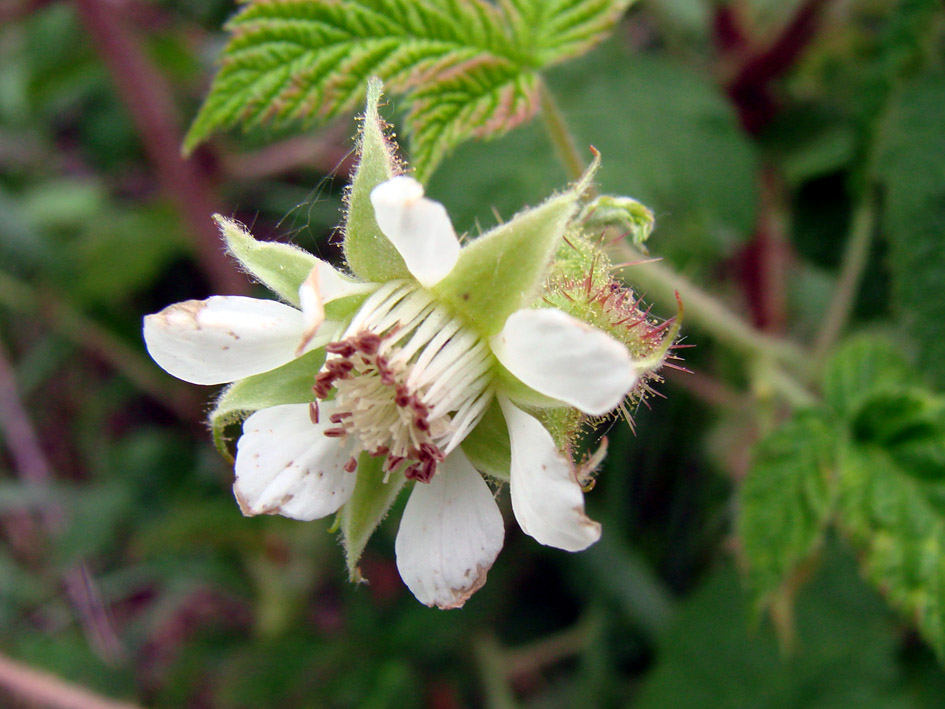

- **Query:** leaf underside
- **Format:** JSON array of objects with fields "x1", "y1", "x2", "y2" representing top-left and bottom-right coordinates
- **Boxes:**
[{"x1": 184, "y1": 0, "x2": 634, "y2": 179}]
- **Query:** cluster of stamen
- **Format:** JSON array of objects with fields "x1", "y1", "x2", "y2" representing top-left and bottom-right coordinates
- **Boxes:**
[{"x1": 309, "y1": 282, "x2": 494, "y2": 484}]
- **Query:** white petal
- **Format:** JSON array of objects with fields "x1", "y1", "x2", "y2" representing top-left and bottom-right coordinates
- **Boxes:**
[
  {"x1": 370, "y1": 176, "x2": 460, "y2": 287},
  {"x1": 233, "y1": 403, "x2": 357, "y2": 521},
  {"x1": 395, "y1": 450, "x2": 504, "y2": 609},
  {"x1": 144, "y1": 296, "x2": 305, "y2": 385},
  {"x1": 499, "y1": 398, "x2": 601, "y2": 552},
  {"x1": 491, "y1": 308, "x2": 637, "y2": 416}
]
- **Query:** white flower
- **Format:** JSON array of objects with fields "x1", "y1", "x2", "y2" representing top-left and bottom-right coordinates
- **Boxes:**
[{"x1": 144, "y1": 176, "x2": 637, "y2": 608}]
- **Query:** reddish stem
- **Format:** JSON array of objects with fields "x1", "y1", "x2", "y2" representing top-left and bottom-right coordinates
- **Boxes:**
[
  {"x1": 73, "y1": 0, "x2": 246, "y2": 295},
  {"x1": 722, "y1": 0, "x2": 832, "y2": 133}
]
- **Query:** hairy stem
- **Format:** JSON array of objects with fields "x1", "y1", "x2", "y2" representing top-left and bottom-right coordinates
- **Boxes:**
[
  {"x1": 612, "y1": 241, "x2": 809, "y2": 373},
  {"x1": 538, "y1": 80, "x2": 588, "y2": 184}
]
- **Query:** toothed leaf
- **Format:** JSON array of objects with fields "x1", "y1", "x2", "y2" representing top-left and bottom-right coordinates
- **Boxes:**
[{"x1": 184, "y1": 0, "x2": 635, "y2": 179}]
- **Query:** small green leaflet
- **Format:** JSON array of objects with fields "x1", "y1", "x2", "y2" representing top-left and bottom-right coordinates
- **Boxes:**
[{"x1": 183, "y1": 0, "x2": 634, "y2": 181}]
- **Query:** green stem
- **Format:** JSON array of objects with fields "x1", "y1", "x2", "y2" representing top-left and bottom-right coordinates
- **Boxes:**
[
  {"x1": 612, "y1": 241, "x2": 810, "y2": 375},
  {"x1": 538, "y1": 79, "x2": 587, "y2": 184},
  {"x1": 813, "y1": 191, "x2": 877, "y2": 360},
  {"x1": 474, "y1": 634, "x2": 519, "y2": 709}
]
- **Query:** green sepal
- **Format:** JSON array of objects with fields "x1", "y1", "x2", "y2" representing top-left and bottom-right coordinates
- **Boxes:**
[
  {"x1": 461, "y1": 398, "x2": 511, "y2": 481},
  {"x1": 341, "y1": 454, "x2": 406, "y2": 582},
  {"x1": 215, "y1": 215, "x2": 317, "y2": 307},
  {"x1": 822, "y1": 336, "x2": 913, "y2": 420},
  {"x1": 342, "y1": 78, "x2": 410, "y2": 283},
  {"x1": 210, "y1": 349, "x2": 326, "y2": 460},
  {"x1": 494, "y1": 361, "x2": 560, "y2": 409},
  {"x1": 324, "y1": 291, "x2": 371, "y2": 323},
  {"x1": 432, "y1": 153, "x2": 599, "y2": 336}
]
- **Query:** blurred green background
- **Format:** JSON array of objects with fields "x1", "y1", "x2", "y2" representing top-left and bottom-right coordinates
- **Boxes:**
[{"x1": 1, "y1": 0, "x2": 944, "y2": 706}]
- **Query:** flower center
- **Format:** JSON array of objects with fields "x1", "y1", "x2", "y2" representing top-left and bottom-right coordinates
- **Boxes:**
[{"x1": 313, "y1": 282, "x2": 493, "y2": 482}]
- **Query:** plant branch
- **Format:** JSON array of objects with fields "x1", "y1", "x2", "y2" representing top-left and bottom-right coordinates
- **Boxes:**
[
  {"x1": 473, "y1": 634, "x2": 519, "y2": 709},
  {"x1": 0, "y1": 652, "x2": 141, "y2": 709},
  {"x1": 723, "y1": 0, "x2": 832, "y2": 133},
  {"x1": 538, "y1": 79, "x2": 588, "y2": 185},
  {"x1": 611, "y1": 241, "x2": 809, "y2": 373},
  {"x1": 74, "y1": 0, "x2": 246, "y2": 295},
  {"x1": 813, "y1": 190, "x2": 877, "y2": 360}
]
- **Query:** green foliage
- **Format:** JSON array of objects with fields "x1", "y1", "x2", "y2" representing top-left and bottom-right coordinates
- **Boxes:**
[
  {"x1": 822, "y1": 335, "x2": 913, "y2": 418},
  {"x1": 738, "y1": 411, "x2": 837, "y2": 607},
  {"x1": 428, "y1": 49, "x2": 758, "y2": 267},
  {"x1": 878, "y1": 71, "x2": 945, "y2": 386},
  {"x1": 740, "y1": 336, "x2": 945, "y2": 660},
  {"x1": 460, "y1": 398, "x2": 511, "y2": 480},
  {"x1": 636, "y1": 551, "x2": 915, "y2": 709},
  {"x1": 183, "y1": 0, "x2": 634, "y2": 179}
]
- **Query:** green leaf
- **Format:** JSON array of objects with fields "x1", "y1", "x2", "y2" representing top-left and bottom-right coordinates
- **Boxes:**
[
  {"x1": 822, "y1": 336, "x2": 913, "y2": 420},
  {"x1": 340, "y1": 454, "x2": 406, "y2": 582},
  {"x1": 851, "y1": 388, "x2": 942, "y2": 448},
  {"x1": 427, "y1": 49, "x2": 758, "y2": 268},
  {"x1": 210, "y1": 349, "x2": 325, "y2": 459},
  {"x1": 183, "y1": 0, "x2": 634, "y2": 179},
  {"x1": 215, "y1": 215, "x2": 318, "y2": 307},
  {"x1": 432, "y1": 157, "x2": 596, "y2": 335},
  {"x1": 877, "y1": 70, "x2": 945, "y2": 386},
  {"x1": 837, "y1": 439, "x2": 945, "y2": 660},
  {"x1": 460, "y1": 398, "x2": 510, "y2": 481},
  {"x1": 636, "y1": 549, "x2": 906, "y2": 709},
  {"x1": 342, "y1": 77, "x2": 409, "y2": 283},
  {"x1": 738, "y1": 411, "x2": 839, "y2": 607}
]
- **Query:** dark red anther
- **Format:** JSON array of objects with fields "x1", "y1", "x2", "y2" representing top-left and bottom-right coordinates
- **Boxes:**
[
  {"x1": 344, "y1": 457, "x2": 358, "y2": 473},
  {"x1": 384, "y1": 455, "x2": 405, "y2": 472},
  {"x1": 355, "y1": 331, "x2": 382, "y2": 355},
  {"x1": 370, "y1": 446, "x2": 389, "y2": 457},
  {"x1": 394, "y1": 386, "x2": 411, "y2": 407},
  {"x1": 327, "y1": 359, "x2": 354, "y2": 376},
  {"x1": 324, "y1": 427, "x2": 347, "y2": 438},
  {"x1": 414, "y1": 416, "x2": 430, "y2": 433},
  {"x1": 326, "y1": 341, "x2": 357, "y2": 357},
  {"x1": 329, "y1": 412, "x2": 352, "y2": 423},
  {"x1": 309, "y1": 401, "x2": 320, "y2": 424},
  {"x1": 419, "y1": 442, "x2": 445, "y2": 463},
  {"x1": 409, "y1": 398, "x2": 428, "y2": 416}
]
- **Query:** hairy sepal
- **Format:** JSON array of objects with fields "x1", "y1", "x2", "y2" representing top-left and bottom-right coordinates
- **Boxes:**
[
  {"x1": 216, "y1": 215, "x2": 317, "y2": 307},
  {"x1": 343, "y1": 78, "x2": 410, "y2": 283},
  {"x1": 340, "y1": 455, "x2": 406, "y2": 582},
  {"x1": 211, "y1": 349, "x2": 326, "y2": 460},
  {"x1": 433, "y1": 154, "x2": 599, "y2": 336}
]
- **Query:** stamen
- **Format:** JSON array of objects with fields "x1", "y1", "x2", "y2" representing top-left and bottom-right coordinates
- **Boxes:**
[{"x1": 314, "y1": 280, "x2": 494, "y2": 482}]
